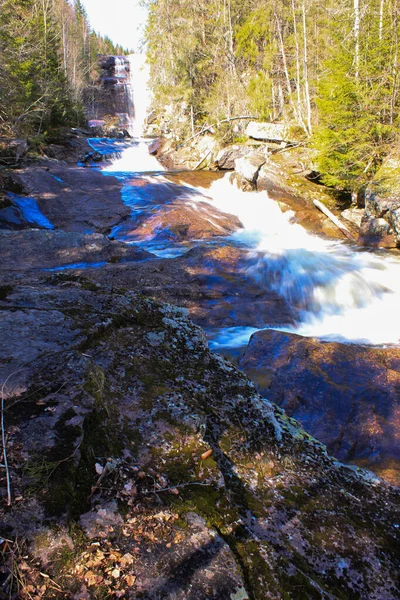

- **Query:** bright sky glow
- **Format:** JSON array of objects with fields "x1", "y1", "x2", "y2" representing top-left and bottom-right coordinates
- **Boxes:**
[{"x1": 81, "y1": 0, "x2": 148, "y2": 52}]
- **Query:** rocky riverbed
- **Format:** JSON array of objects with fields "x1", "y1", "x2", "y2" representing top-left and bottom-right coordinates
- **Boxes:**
[{"x1": 0, "y1": 136, "x2": 399, "y2": 598}]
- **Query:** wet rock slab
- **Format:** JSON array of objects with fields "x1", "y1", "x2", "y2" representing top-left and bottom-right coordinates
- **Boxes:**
[
  {"x1": 0, "y1": 281, "x2": 399, "y2": 599},
  {"x1": 0, "y1": 229, "x2": 150, "y2": 281},
  {"x1": 238, "y1": 329, "x2": 400, "y2": 484},
  {"x1": 117, "y1": 197, "x2": 243, "y2": 243},
  {"x1": 40, "y1": 244, "x2": 294, "y2": 330},
  {"x1": 10, "y1": 165, "x2": 130, "y2": 233}
]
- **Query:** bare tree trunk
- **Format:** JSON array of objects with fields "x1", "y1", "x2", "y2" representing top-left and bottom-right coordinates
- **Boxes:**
[
  {"x1": 190, "y1": 104, "x2": 195, "y2": 136},
  {"x1": 275, "y1": 12, "x2": 297, "y2": 120},
  {"x1": 62, "y1": 22, "x2": 67, "y2": 73},
  {"x1": 379, "y1": 0, "x2": 385, "y2": 41},
  {"x1": 354, "y1": 0, "x2": 360, "y2": 78},
  {"x1": 302, "y1": 0, "x2": 312, "y2": 134},
  {"x1": 291, "y1": 0, "x2": 306, "y2": 130},
  {"x1": 272, "y1": 81, "x2": 277, "y2": 120},
  {"x1": 390, "y1": 0, "x2": 399, "y2": 123}
]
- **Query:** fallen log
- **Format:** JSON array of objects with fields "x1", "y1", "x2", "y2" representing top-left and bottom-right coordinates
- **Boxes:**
[
  {"x1": 177, "y1": 115, "x2": 258, "y2": 149},
  {"x1": 313, "y1": 199, "x2": 355, "y2": 240}
]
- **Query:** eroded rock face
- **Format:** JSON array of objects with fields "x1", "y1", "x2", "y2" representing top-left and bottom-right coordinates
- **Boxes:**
[
  {"x1": 234, "y1": 153, "x2": 266, "y2": 188},
  {"x1": 215, "y1": 145, "x2": 254, "y2": 170},
  {"x1": 0, "y1": 280, "x2": 399, "y2": 599},
  {"x1": 0, "y1": 138, "x2": 28, "y2": 165},
  {"x1": 87, "y1": 55, "x2": 134, "y2": 132},
  {"x1": 238, "y1": 329, "x2": 400, "y2": 484}
]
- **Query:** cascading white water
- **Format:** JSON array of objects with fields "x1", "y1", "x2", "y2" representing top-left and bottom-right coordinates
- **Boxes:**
[
  {"x1": 200, "y1": 175, "x2": 400, "y2": 346},
  {"x1": 102, "y1": 54, "x2": 163, "y2": 173},
  {"x1": 126, "y1": 54, "x2": 151, "y2": 137},
  {"x1": 97, "y1": 57, "x2": 400, "y2": 347}
]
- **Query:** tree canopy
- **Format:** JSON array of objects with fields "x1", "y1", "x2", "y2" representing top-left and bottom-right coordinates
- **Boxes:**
[
  {"x1": 145, "y1": 0, "x2": 400, "y2": 193},
  {"x1": 0, "y1": 0, "x2": 126, "y2": 136}
]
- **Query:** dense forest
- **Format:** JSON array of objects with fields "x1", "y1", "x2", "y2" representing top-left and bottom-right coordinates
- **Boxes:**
[
  {"x1": 145, "y1": 0, "x2": 400, "y2": 194},
  {"x1": 0, "y1": 0, "x2": 128, "y2": 138}
]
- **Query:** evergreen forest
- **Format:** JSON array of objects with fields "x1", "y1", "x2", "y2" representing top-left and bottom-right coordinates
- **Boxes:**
[
  {"x1": 0, "y1": 0, "x2": 128, "y2": 138},
  {"x1": 145, "y1": 0, "x2": 400, "y2": 194}
]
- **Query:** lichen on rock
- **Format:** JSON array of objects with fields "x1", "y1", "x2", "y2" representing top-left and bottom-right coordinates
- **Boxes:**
[{"x1": 0, "y1": 279, "x2": 399, "y2": 598}]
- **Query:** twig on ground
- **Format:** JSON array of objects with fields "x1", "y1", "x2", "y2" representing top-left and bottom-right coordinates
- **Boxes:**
[{"x1": 1, "y1": 370, "x2": 22, "y2": 506}]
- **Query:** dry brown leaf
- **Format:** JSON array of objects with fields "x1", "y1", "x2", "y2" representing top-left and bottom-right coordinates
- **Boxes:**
[
  {"x1": 85, "y1": 571, "x2": 98, "y2": 586},
  {"x1": 125, "y1": 574, "x2": 137, "y2": 586},
  {"x1": 201, "y1": 449, "x2": 212, "y2": 460},
  {"x1": 109, "y1": 552, "x2": 122, "y2": 561},
  {"x1": 111, "y1": 568, "x2": 120, "y2": 579},
  {"x1": 121, "y1": 553, "x2": 134, "y2": 566}
]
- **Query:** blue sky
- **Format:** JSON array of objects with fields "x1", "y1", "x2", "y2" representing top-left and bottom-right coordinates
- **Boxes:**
[{"x1": 81, "y1": 0, "x2": 148, "y2": 51}]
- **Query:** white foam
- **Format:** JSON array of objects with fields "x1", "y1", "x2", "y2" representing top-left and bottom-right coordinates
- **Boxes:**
[{"x1": 201, "y1": 175, "x2": 400, "y2": 346}]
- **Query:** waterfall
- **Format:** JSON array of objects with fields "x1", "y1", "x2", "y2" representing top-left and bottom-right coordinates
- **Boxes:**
[
  {"x1": 126, "y1": 54, "x2": 152, "y2": 138},
  {"x1": 95, "y1": 80, "x2": 400, "y2": 347},
  {"x1": 101, "y1": 54, "x2": 164, "y2": 173}
]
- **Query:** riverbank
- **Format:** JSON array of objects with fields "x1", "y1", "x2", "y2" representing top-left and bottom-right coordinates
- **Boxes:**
[
  {"x1": 150, "y1": 125, "x2": 400, "y2": 251},
  {"x1": 0, "y1": 134, "x2": 399, "y2": 599}
]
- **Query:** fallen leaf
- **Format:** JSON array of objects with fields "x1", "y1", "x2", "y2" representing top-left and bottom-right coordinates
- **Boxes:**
[
  {"x1": 111, "y1": 568, "x2": 120, "y2": 579},
  {"x1": 121, "y1": 553, "x2": 134, "y2": 566},
  {"x1": 125, "y1": 574, "x2": 136, "y2": 586},
  {"x1": 85, "y1": 571, "x2": 98, "y2": 586},
  {"x1": 201, "y1": 449, "x2": 212, "y2": 460}
]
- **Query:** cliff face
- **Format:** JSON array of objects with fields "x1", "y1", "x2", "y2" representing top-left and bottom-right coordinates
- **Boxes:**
[
  {"x1": 86, "y1": 55, "x2": 134, "y2": 132},
  {"x1": 0, "y1": 276, "x2": 399, "y2": 599}
]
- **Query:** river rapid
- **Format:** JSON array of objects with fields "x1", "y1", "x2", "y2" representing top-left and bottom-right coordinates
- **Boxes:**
[
  {"x1": 85, "y1": 55, "x2": 400, "y2": 483},
  {"x1": 89, "y1": 134, "x2": 400, "y2": 350}
]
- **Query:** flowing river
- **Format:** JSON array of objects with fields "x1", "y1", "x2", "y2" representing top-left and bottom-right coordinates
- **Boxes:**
[
  {"x1": 88, "y1": 55, "x2": 400, "y2": 350},
  {"x1": 84, "y1": 55, "x2": 400, "y2": 481}
]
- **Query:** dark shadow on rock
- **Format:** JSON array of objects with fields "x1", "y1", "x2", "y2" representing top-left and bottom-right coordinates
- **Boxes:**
[{"x1": 146, "y1": 539, "x2": 226, "y2": 599}]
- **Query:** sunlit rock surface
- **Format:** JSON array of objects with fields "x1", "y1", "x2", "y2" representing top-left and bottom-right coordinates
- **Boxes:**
[
  {"x1": 359, "y1": 155, "x2": 400, "y2": 248},
  {"x1": 10, "y1": 166, "x2": 130, "y2": 233},
  {"x1": 245, "y1": 121, "x2": 295, "y2": 143},
  {"x1": 238, "y1": 329, "x2": 400, "y2": 485}
]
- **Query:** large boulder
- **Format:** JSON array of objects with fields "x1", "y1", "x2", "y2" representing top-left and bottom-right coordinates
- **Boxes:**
[
  {"x1": 0, "y1": 280, "x2": 399, "y2": 599},
  {"x1": 359, "y1": 156, "x2": 400, "y2": 247},
  {"x1": 215, "y1": 145, "x2": 254, "y2": 169},
  {"x1": 234, "y1": 152, "x2": 266, "y2": 188},
  {"x1": 246, "y1": 121, "x2": 294, "y2": 143},
  {"x1": 0, "y1": 138, "x2": 28, "y2": 165},
  {"x1": 238, "y1": 329, "x2": 400, "y2": 484},
  {"x1": 341, "y1": 207, "x2": 364, "y2": 227}
]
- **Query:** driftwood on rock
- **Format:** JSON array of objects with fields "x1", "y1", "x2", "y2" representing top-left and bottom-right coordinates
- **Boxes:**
[
  {"x1": 313, "y1": 199, "x2": 355, "y2": 240},
  {"x1": 194, "y1": 150, "x2": 212, "y2": 170}
]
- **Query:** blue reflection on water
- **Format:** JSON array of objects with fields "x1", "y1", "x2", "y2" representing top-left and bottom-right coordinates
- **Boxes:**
[
  {"x1": 50, "y1": 174, "x2": 65, "y2": 184},
  {"x1": 8, "y1": 193, "x2": 54, "y2": 229},
  {"x1": 207, "y1": 326, "x2": 262, "y2": 349},
  {"x1": 43, "y1": 261, "x2": 107, "y2": 272}
]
